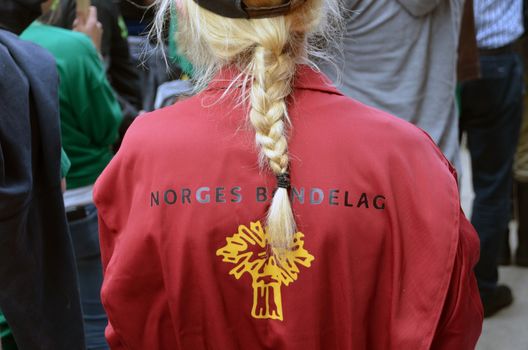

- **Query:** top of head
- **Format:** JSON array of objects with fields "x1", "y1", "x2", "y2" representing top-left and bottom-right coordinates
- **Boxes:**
[{"x1": 192, "y1": 0, "x2": 306, "y2": 19}]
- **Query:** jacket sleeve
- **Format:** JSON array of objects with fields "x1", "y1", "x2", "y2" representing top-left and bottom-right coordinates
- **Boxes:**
[
  {"x1": 95, "y1": 118, "x2": 178, "y2": 348},
  {"x1": 397, "y1": 0, "x2": 443, "y2": 17},
  {"x1": 430, "y1": 209, "x2": 484, "y2": 349},
  {"x1": 0, "y1": 52, "x2": 32, "y2": 222},
  {"x1": 98, "y1": 212, "x2": 127, "y2": 350}
]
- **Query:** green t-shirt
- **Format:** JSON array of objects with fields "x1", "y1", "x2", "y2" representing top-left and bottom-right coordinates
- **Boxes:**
[{"x1": 22, "y1": 23, "x2": 122, "y2": 189}]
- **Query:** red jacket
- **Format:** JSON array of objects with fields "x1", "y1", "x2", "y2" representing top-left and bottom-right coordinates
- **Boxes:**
[{"x1": 94, "y1": 67, "x2": 483, "y2": 350}]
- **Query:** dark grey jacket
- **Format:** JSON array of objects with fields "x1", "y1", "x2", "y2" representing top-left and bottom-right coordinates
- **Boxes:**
[{"x1": 0, "y1": 1, "x2": 84, "y2": 349}]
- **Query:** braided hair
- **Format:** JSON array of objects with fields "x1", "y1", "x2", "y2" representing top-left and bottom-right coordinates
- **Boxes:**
[{"x1": 153, "y1": 0, "x2": 342, "y2": 254}]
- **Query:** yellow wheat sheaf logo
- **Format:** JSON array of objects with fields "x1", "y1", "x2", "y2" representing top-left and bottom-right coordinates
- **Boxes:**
[{"x1": 216, "y1": 221, "x2": 314, "y2": 321}]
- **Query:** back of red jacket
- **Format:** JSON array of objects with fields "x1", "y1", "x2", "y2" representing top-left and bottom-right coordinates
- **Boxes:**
[{"x1": 94, "y1": 68, "x2": 483, "y2": 350}]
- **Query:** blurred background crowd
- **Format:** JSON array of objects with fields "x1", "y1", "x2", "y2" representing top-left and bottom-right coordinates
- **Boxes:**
[{"x1": 0, "y1": 0, "x2": 527, "y2": 349}]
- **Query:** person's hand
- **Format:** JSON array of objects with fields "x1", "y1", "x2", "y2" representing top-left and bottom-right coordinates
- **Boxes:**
[{"x1": 73, "y1": 6, "x2": 103, "y2": 54}]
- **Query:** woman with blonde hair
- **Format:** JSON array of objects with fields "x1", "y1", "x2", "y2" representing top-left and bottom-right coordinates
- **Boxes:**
[{"x1": 94, "y1": 0, "x2": 483, "y2": 348}]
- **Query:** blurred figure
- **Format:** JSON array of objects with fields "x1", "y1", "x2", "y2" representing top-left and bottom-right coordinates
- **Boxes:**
[
  {"x1": 121, "y1": 0, "x2": 180, "y2": 111},
  {"x1": 512, "y1": 97, "x2": 528, "y2": 266},
  {"x1": 513, "y1": 123, "x2": 528, "y2": 267},
  {"x1": 21, "y1": 2, "x2": 123, "y2": 348},
  {"x1": 321, "y1": 0, "x2": 464, "y2": 169},
  {"x1": 460, "y1": 0, "x2": 524, "y2": 317},
  {"x1": 508, "y1": 1, "x2": 528, "y2": 268},
  {"x1": 119, "y1": 0, "x2": 155, "y2": 37},
  {"x1": 0, "y1": 0, "x2": 84, "y2": 349}
]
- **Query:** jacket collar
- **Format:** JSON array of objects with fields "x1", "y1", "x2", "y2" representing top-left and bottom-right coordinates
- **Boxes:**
[{"x1": 206, "y1": 64, "x2": 343, "y2": 96}]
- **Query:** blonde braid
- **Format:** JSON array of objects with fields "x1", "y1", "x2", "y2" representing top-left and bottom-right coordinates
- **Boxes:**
[
  {"x1": 249, "y1": 38, "x2": 297, "y2": 252},
  {"x1": 153, "y1": 0, "x2": 343, "y2": 254}
]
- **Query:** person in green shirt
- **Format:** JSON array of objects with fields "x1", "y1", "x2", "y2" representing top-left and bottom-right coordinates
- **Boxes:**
[
  {"x1": 23, "y1": 22, "x2": 122, "y2": 189},
  {"x1": 22, "y1": 3, "x2": 122, "y2": 349}
]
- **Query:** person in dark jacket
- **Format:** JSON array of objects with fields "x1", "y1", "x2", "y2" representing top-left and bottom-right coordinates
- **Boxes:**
[{"x1": 0, "y1": 1, "x2": 85, "y2": 349}]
